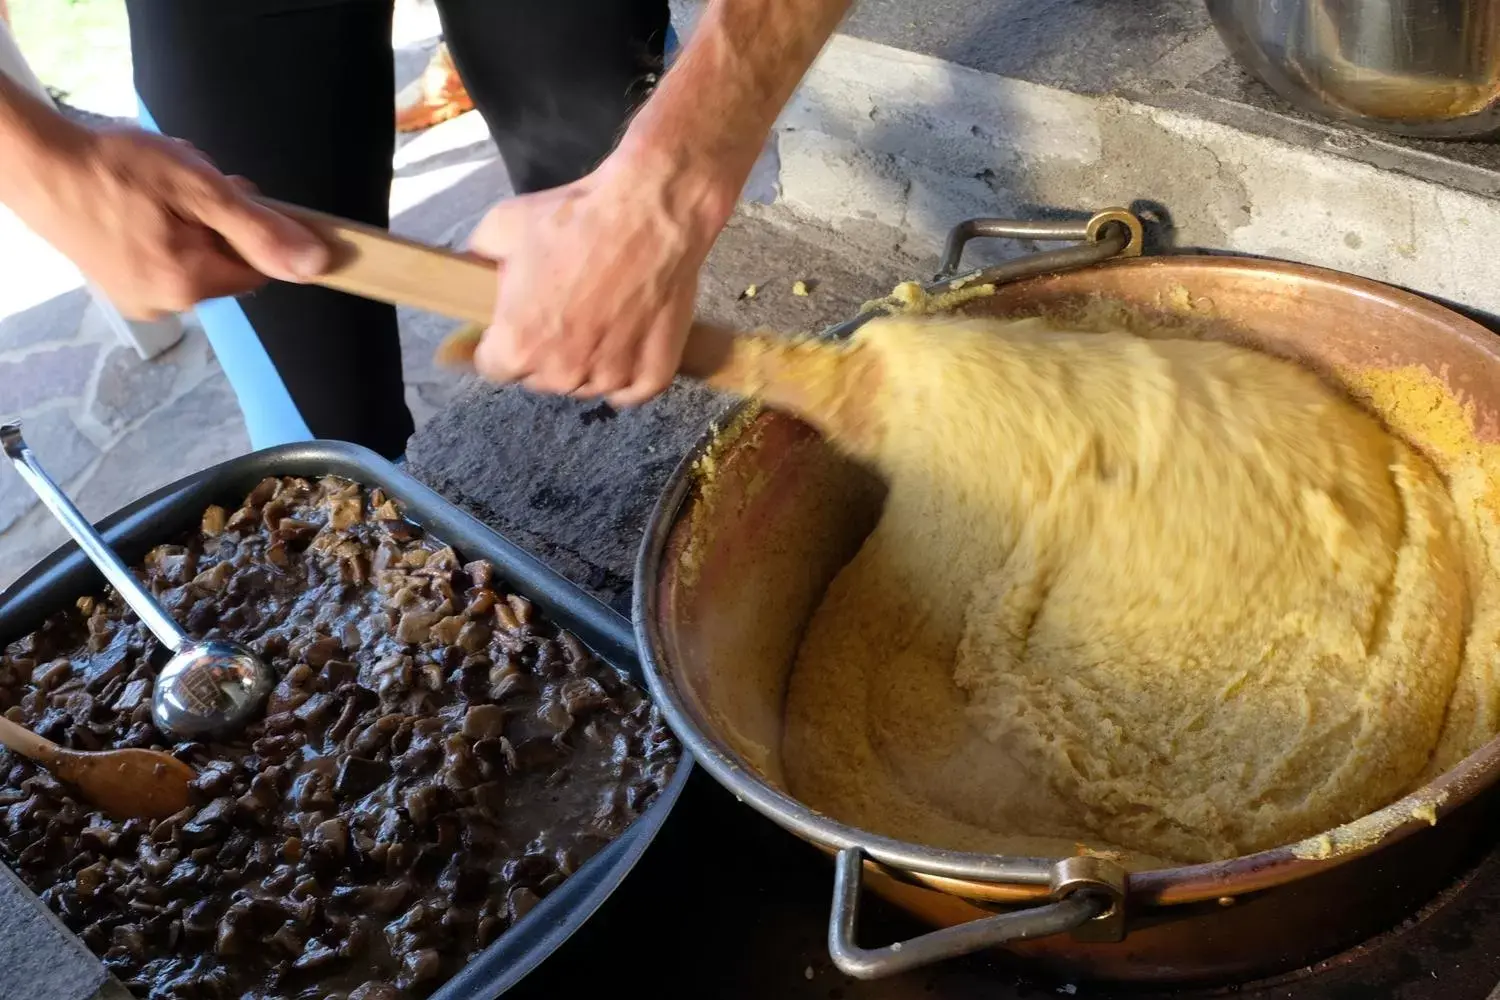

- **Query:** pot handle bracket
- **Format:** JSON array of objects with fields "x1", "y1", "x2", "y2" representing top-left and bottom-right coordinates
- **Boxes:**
[
  {"x1": 822, "y1": 207, "x2": 1143, "y2": 341},
  {"x1": 827, "y1": 850, "x2": 1128, "y2": 981},
  {"x1": 936, "y1": 207, "x2": 1144, "y2": 287}
]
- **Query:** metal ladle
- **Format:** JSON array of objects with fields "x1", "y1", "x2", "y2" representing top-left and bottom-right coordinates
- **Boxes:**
[{"x1": 1, "y1": 423, "x2": 273, "y2": 740}]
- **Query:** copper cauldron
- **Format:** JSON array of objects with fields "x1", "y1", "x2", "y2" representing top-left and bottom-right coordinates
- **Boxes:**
[{"x1": 634, "y1": 212, "x2": 1500, "y2": 984}]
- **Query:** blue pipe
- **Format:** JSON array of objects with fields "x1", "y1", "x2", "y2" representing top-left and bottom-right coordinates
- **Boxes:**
[{"x1": 135, "y1": 99, "x2": 314, "y2": 451}]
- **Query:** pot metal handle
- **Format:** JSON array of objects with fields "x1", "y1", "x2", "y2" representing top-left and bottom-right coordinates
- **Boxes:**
[
  {"x1": 827, "y1": 849, "x2": 1127, "y2": 980},
  {"x1": 824, "y1": 207, "x2": 1144, "y2": 341},
  {"x1": 936, "y1": 207, "x2": 1144, "y2": 284}
]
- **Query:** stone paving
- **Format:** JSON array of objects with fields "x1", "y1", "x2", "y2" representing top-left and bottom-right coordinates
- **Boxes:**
[{"x1": 0, "y1": 290, "x2": 244, "y2": 589}]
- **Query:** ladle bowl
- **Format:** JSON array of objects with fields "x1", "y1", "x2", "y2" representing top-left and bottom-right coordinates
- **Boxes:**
[{"x1": 1, "y1": 423, "x2": 274, "y2": 741}]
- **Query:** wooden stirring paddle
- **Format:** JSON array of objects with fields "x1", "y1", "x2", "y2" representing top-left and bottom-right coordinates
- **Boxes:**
[
  {"x1": 0, "y1": 714, "x2": 196, "y2": 820},
  {"x1": 269, "y1": 201, "x2": 884, "y2": 446}
]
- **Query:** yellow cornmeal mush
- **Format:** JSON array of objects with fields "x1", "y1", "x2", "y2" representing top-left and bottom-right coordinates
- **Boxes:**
[{"x1": 758, "y1": 314, "x2": 1475, "y2": 865}]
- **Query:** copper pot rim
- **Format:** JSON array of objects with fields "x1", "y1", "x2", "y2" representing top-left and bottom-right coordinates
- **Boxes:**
[
  {"x1": 1056, "y1": 253, "x2": 1500, "y2": 357},
  {"x1": 635, "y1": 252, "x2": 1500, "y2": 909}
]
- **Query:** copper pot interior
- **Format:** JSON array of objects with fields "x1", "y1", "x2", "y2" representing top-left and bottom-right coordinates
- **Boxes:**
[{"x1": 654, "y1": 255, "x2": 1500, "y2": 877}]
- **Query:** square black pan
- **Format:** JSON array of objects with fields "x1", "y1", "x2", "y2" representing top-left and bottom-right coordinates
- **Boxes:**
[{"x1": 0, "y1": 440, "x2": 692, "y2": 1000}]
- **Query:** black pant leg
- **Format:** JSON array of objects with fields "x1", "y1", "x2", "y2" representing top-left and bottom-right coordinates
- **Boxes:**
[
  {"x1": 434, "y1": 0, "x2": 670, "y2": 193},
  {"x1": 125, "y1": 0, "x2": 415, "y2": 459}
]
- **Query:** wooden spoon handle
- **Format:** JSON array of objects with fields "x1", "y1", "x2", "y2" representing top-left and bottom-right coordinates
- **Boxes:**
[
  {"x1": 265, "y1": 199, "x2": 498, "y2": 326},
  {"x1": 266, "y1": 201, "x2": 748, "y2": 383},
  {"x1": 0, "y1": 713, "x2": 61, "y2": 766},
  {"x1": 258, "y1": 201, "x2": 845, "y2": 406},
  {"x1": 432, "y1": 319, "x2": 751, "y2": 381}
]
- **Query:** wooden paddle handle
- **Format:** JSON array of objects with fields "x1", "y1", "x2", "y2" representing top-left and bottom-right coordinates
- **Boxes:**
[
  {"x1": 0, "y1": 713, "x2": 61, "y2": 766},
  {"x1": 267, "y1": 203, "x2": 870, "y2": 431},
  {"x1": 432, "y1": 317, "x2": 744, "y2": 377},
  {"x1": 263, "y1": 199, "x2": 755, "y2": 386},
  {"x1": 265, "y1": 199, "x2": 498, "y2": 326},
  {"x1": 265, "y1": 200, "x2": 879, "y2": 437}
]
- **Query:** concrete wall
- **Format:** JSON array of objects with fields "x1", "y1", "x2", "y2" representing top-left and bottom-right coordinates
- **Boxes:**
[
  {"x1": 668, "y1": 2, "x2": 1500, "y2": 317},
  {"x1": 768, "y1": 36, "x2": 1500, "y2": 319}
]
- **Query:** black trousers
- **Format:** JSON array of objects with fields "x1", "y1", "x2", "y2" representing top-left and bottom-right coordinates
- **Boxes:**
[{"x1": 125, "y1": 0, "x2": 670, "y2": 459}]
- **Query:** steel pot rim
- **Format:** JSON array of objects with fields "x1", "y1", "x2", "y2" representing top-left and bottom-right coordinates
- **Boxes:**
[
  {"x1": 634, "y1": 253, "x2": 1500, "y2": 908},
  {"x1": 1205, "y1": 0, "x2": 1500, "y2": 141}
]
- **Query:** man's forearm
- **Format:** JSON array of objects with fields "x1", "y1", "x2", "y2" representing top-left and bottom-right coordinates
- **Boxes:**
[
  {"x1": 615, "y1": 0, "x2": 851, "y2": 225},
  {"x1": 0, "y1": 70, "x2": 87, "y2": 210}
]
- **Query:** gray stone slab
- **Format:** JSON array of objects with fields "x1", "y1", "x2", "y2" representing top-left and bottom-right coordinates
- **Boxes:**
[
  {"x1": 394, "y1": 38, "x2": 440, "y2": 96},
  {"x1": 0, "y1": 408, "x2": 99, "y2": 534},
  {"x1": 675, "y1": 0, "x2": 1216, "y2": 96},
  {"x1": 399, "y1": 306, "x2": 472, "y2": 430},
  {"x1": 834, "y1": 0, "x2": 1500, "y2": 184},
  {"x1": 89, "y1": 344, "x2": 181, "y2": 431},
  {"x1": 0, "y1": 863, "x2": 114, "y2": 1000},
  {"x1": 406, "y1": 211, "x2": 917, "y2": 611},
  {"x1": 0, "y1": 343, "x2": 98, "y2": 417},
  {"x1": 392, "y1": 152, "x2": 512, "y2": 249},
  {"x1": 88, "y1": 326, "x2": 219, "y2": 435},
  {"x1": 775, "y1": 32, "x2": 1500, "y2": 320},
  {"x1": 0, "y1": 289, "x2": 89, "y2": 356},
  {"x1": 72, "y1": 373, "x2": 248, "y2": 522},
  {"x1": 1, "y1": 373, "x2": 247, "y2": 588}
]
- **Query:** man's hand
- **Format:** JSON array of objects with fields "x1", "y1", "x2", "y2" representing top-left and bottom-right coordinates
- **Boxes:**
[
  {"x1": 0, "y1": 73, "x2": 328, "y2": 320},
  {"x1": 465, "y1": 0, "x2": 852, "y2": 407},
  {"x1": 467, "y1": 148, "x2": 730, "y2": 407},
  {"x1": 16, "y1": 126, "x2": 329, "y2": 320}
]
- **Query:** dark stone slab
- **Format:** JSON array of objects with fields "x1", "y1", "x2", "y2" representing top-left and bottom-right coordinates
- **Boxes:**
[
  {"x1": 407, "y1": 380, "x2": 732, "y2": 615},
  {"x1": 0, "y1": 863, "x2": 120, "y2": 1000},
  {"x1": 404, "y1": 212, "x2": 921, "y2": 612}
]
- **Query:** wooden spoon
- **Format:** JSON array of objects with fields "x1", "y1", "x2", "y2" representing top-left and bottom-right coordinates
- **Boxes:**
[
  {"x1": 0, "y1": 714, "x2": 196, "y2": 820},
  {"x1": 268, "y1": 201, "x2": 884, "y2": 445}
]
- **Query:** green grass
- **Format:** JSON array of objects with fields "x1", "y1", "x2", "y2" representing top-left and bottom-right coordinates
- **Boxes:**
[{"x1": 9, "y1": 0, "x2": 134, "y2": 117}]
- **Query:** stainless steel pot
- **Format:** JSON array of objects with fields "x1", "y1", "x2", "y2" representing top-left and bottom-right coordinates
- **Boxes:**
[
  {"x1": 1208, "y1": 0, "x2": 1500, "y2": 138},
  {"x1": 634, "y1": 213, "x2": 1500, "y2": 983}
]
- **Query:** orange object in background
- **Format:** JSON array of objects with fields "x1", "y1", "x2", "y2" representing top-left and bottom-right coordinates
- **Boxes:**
[{"x1": 396, "y1": 41, "x2": 473, "y2": 133}]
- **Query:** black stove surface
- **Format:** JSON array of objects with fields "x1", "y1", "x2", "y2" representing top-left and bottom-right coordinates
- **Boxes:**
[{"x1": 507, "y1": 770, "x2": 1500, "y2": 1000}]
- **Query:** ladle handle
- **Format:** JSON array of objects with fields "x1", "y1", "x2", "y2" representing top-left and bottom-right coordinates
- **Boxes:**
[
  {"x1": 0, "y1": 423, "x2": 190, "y2": 652},
  {"x1": 0, "y1": 714, "x2": 62, "y2": 767}
]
